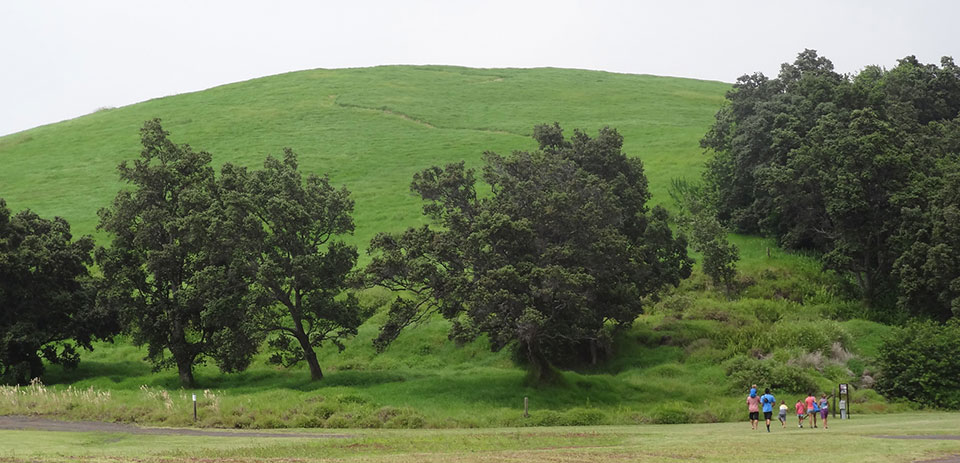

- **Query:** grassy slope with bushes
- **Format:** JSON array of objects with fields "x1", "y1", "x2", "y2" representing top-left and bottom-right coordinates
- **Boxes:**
[{"x1": 0, "y1": 66, "x2": 903, "y2": 428}]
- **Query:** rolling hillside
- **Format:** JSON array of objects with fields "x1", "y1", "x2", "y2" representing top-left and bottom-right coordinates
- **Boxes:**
[
  {"x1": 0, "y1": 66, "x2": 897, "y2": 428},
  {"x1": 0, "y1": 66, "x2": 728, "y2": 248}
]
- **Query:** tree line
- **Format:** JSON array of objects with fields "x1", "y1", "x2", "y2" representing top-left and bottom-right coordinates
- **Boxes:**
[
  {"x1": 1, "y1": 119, "x2": 692, "y2": 387},
  {"x1": 6, "y1": 50, "x2": 957, "y2": 397},
  {"x1": 698, "y1": 50, "x2": 960, "y2": 408},
  {"x1": 701, "y1": 49, "x2": 960, "y2": 321}
]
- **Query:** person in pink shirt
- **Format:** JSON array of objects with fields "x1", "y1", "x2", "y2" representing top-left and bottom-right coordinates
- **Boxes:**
[
  {"x1": 795, "y1": 399, "x2": 806, "y2": 428},
  {"x1": 805, "y1": 393, "x2": 818, "y2": 428},
  {"x1": 746, "y1": 392, "x2": 761, "y2": 430}
]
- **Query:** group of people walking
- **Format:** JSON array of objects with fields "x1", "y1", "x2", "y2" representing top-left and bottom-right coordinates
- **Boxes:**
[{"x1": 747, "y1": 384, "x2": 831, "y2": 432}]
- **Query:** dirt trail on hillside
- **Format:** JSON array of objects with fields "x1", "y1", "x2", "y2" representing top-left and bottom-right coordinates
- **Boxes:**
[{"x1": 0, "y1": 415, "x2": 352, "y2": 439}]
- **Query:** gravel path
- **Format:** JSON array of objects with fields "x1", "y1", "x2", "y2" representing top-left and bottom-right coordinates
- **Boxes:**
[{"x1": 0, "y1": 415, "x2": 352, "y2": 439}]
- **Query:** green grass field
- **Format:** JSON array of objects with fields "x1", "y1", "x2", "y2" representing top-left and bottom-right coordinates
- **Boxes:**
[
  {"x1": 0, "y1": 66, "x2": 911, "y2": 430},
  {"x1": 2, "y1": 413, "x2": 959, "y2": 462}
]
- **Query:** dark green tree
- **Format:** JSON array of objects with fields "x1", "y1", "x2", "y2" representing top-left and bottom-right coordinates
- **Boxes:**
[
  {"x1": 364, "y1": 125, "x2": 691, "y2": 382},
  {"x1": 701, "y1": 49, "x2": 844, "y2": 236},
  {"x1": 702, "y1": 50, "x2": 960, "y2": 311},
  {"x1": 765, "y1": 108, "x2": 914, "y2": 304},
  {"x1": 96, "y1": 119, "x2": 263, "y2": 388},
  {"x1": 876, "y1": 319, "x2": 960, "y2": 408},
  {"x1": 893, "y1": 121, "x2": 960, "y2": 319},
  {"x1": 0, "y1": 200, "x2": 117, "y2": 384},
  {"x1": 242, "y1": 149, "x2": 364, "y2": 381}
]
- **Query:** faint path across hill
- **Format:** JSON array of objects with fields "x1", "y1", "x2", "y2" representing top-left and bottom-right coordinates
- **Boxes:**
[
  {"x1": 0, "y1": 415, "x2": 352, "y2": 439},
  {"x1": 332, "y1": 98, "x2": 524, "y2": 137}
]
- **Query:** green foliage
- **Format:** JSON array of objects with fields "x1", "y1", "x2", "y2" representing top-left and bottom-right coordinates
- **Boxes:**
[
  {"x1": 670, "y1": 178, "x2": 740, "y2": 294},
  {"x1": 894, "y1": 152, "x2": 960, "y2": 320},
  {"x1": 649, "y1": 401, "x2": 693, "y2": 424},
  {"x1": 364, "y1": 124, "x2": 692, "y2": 382},
  {"x1": 714, "y1": 317, "x2": 851, "y2": 356},
  {"x1": 876, "y1": 319, "x2": 960, "y2": 409},
  {"x1": 0, "y1": 200, "x2": 117, "y2": 384},
  {"x1": 240, "y1": 149, "x2": 367, "y2": 381},
  {"x1": 723, "y1": 355, "x2": 818, "y2": 394},
  {"x1": 96, "y1": 120, "x2": 264, "y2": 387},
  {"x1": 702, "y1": 50, "x2": 960, "y2": 316}
]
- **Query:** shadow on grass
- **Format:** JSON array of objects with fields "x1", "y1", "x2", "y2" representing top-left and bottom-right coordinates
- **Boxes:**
[
  {"x1": 182, "y1": 369, "x2": 410, "y2": 393},
  {"x1": 43, "y1": 360, "x2": 153, "y2": 385}
]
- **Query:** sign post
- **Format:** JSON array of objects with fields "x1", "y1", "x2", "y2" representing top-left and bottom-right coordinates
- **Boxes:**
[
  {"x1": 193, "y1": 394, "x2": 197, "y2": 421},
  {"x1": 838, "y1": 383, "x2": 849, "y2": 420}
]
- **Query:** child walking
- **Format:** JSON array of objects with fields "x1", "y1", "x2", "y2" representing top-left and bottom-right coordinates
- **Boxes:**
[
  {"x1": 820, "y1": 393, "x2": 831, "y2": 429},
  {"x1": 795, "y1": 399, "x2": 806, "y2": 428},
  {"x1": 778, "y1": 400, "x2": 788, "y2": 428}
]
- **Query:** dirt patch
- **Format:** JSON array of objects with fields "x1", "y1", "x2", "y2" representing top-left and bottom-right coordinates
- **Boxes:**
[
  {"x1": 915, "y1": 456, "x2": 960, "y2": 463},
  {"x1": 874, "y1": 435, "x2": 960, "y2": 440},
  {"x1": 0, "y1": 415, "x2": 351, "y2": 439}
]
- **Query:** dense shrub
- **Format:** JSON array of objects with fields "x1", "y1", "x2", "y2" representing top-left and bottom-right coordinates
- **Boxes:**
[
  {"x1": 876, "y1": 320, "x2": 960, "y2": 409},
  {"x1": 719, "y1": 319, "x2": 851, "y2": 355},
  {"x1": 724, "y1": 356, "x2": 818, "y2": 394},
  {"x1": 650, "y1": 402, "x2": 693, "y2": 424}
]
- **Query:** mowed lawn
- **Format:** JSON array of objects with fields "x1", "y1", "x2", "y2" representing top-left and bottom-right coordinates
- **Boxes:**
[{"x1": 1, "y1": 413, "x2": 958, "y2": 462}]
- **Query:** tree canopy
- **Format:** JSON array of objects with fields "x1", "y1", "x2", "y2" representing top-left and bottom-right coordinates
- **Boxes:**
[
  {"x1": 364, "y1": 124, "x2": 691, "y2": 381},
  {"x1": 96, "y1": 119, "x2": 264, "y2": 387},
  {"x1": 0, "y1": 199, "x2": 116, "y2": 384},
  {"x1": 702, "y1": 50, "x2": 960, "y2": 318},
  {"x1": 242, "y1": 149, "x2": 365, "y2": 381}
]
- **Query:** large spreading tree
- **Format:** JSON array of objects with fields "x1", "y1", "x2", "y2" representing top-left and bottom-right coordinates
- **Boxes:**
[
  {"x1": 364, "y1": 124, "x2": 691, "y2": 382},
  {"x1": 96, "y1": 119, "x2": 264, "y2": 387},
  {"x1": 0, "y1": 199, "x2": 117, "y2": 384}
]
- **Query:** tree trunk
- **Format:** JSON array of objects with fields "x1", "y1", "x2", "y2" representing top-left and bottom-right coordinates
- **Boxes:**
[
  {"x1": 176, "y1": 357, "x2": 195, "y2": 388},
  {"x1": 295, "y1": 331, "x2": 324, "y2": 381},
  {"x1": 525, "y1": 342, "x2": 557, "y2": 384},
  {"x1": 291, "y1": 290, "x2": 323, "y2": 381},
  {"x1": 170, "y1": 318, "x2": 196, "y2": 388}
]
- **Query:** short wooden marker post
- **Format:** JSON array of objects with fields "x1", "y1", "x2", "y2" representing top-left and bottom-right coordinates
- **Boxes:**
[
  {"x1": 524, "y1": 397, "x2": 529, "y2": 418},
  {"x1": 192, "y1": 394, "x2": 197, "y2": 421}
]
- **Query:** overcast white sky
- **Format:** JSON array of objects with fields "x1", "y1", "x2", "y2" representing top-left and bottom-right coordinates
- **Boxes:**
[{"x1": 1, "y1": 0, "x2": 958, "y2": 136}]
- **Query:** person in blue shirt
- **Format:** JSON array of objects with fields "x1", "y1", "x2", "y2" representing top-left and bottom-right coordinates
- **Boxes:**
[{"x1": 760, "y1": 388, "x2": 776, "y2": 432}]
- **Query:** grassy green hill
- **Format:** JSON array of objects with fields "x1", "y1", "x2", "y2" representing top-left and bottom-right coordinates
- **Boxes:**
[
  {"x1": 0, "y1": 66, "x2": 901, "y2": 428},
  {"x1": 0, "y1": 66, "x2": 726, "y2": 248}
]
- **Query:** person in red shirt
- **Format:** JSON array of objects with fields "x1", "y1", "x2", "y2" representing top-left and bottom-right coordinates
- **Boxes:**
[
  {"x1": 795, "y1": 399, "x2": 806, "y2": 428},
  {"x1": 805, "y1": 393, "x2": 818, "y2": 428},
  {"x1": 746, "y1": 393, "x2": 761, "y2": 430}
]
